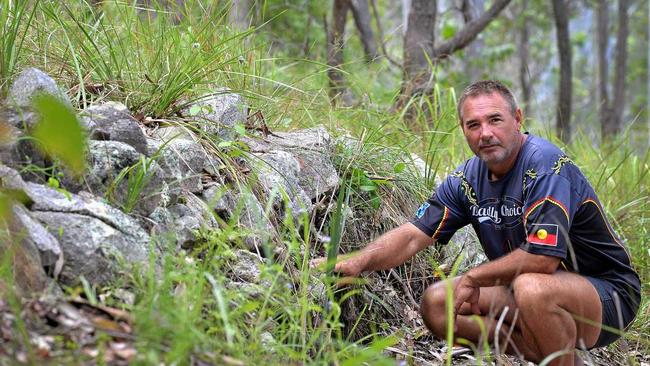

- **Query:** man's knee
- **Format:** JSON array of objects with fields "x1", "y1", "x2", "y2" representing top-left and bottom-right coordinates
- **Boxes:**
[
  {"x1": 512, "y1": 273, "x2": 554, "y2": 310},
  {"x1": 420, "y1": 281, "x2": 452, "y2": 337}
]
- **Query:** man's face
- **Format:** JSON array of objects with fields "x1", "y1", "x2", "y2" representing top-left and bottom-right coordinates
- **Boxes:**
[{"x1": 459, "y1": 92, "x2": 522, "y2": 167}]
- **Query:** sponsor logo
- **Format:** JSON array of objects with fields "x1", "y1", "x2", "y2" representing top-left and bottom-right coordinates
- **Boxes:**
[
  {"x1": 416, "y1": 202, "x2": 430, "y2": 218},
  {"x1": 470, "y1": 197, "x2": 523, "y2": 228},
  {"x1": 527, "y1": 224, "x2": 559, "y2": 246}
]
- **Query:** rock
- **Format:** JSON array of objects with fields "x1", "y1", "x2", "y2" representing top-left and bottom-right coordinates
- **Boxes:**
[
  {"x1": 258, "y1": 127, "x2": 339, "y2": 200},
  {"x1": 159, "y1": 192, "x2": 218, "y2": 248},
  {"x1": 0, "y1": 218, "x2": 50, "y2": 299},
  {"x1": 228, "y1": 249, "x2": 264, "y2": 284},
  {"x1": 202, "y1": 184, "x2": 232, "y2": 215},
  {"x1": 241, "y1": 126, "x2": 339, "y2": 214},
  {"x1": 83, "y1": 102, "x2": 148, "y2": 154},
  {"x1": 0, "y1": 164, "x2": 27, "y2": 190},
  {"x1": 147, "y1": 138, "x2": 205, "y2": 195},
  {"x1": 165, "y1": 206, "x2": 200, "y2": 248},
  {"x1": 182, "y1": 90, "x2": 246, "y2": 140},
  {"x1": 12, "y1": 205, "x2": 62, "y2": 269},
  {"x1": 266, "y1": 126, "x2": 333, "y2": 152},
  {"x1": 23, "y1": 182, "x2": 151, "y2": 285},
  {"x1": 68, "y1": 140, "x2": 166, "y2": 216},
  {"x1": 252, "y1": 150, "x2": 312, "y2": 222},
  {"x1": 0, "y1": 110, "x2": 48, "y2": 178},
  {"x1": 7, "y1": 68, "x2": 70, "y2": 109},
  {"x1": 150, "y1": 126, "x2": 194, "y2": 142}
]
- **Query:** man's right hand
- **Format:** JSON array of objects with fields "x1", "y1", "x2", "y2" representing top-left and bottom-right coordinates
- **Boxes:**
[{"x1": 309, "y1": 255, "x2": 364, "y2": 277}]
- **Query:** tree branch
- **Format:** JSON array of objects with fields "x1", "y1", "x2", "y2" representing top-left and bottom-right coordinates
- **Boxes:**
[{"x1": 432, "y1": 0, "x2": 511, "y2": 60}]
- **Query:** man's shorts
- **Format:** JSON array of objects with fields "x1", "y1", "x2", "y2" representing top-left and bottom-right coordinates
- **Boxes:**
[{"x1": 586, "y1": 276, "x2": 640, "y2": 349}]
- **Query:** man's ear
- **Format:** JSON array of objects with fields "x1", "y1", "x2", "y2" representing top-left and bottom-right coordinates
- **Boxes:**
[{"x1": 515, "y1": 108, "x2": 523, "y2": 130}]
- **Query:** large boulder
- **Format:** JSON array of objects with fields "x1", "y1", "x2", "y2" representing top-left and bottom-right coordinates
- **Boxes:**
[
  {"x1": 7, "y1": 68, "x2": 70, "y2": 110},
  {"x1": 82, "y1": 102, "x2": 149, "y2": 155},
  {"x1": 181, "y1": 90, "x2": 246, "y2": 141},
  {"x1": 23, "y1": 182, "x2": 151, "y2": 285}
]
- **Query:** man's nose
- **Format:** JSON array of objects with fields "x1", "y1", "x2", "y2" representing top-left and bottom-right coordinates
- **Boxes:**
[{"x1": 479, "y1": 124, "x2": 494, "y2": 140}]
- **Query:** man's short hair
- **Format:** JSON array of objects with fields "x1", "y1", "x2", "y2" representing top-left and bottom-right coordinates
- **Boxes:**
[{"x1": 457, "y1": 80, "x2": 518, "y2": 122}]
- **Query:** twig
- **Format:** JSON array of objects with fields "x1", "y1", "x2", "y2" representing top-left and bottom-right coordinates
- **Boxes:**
[
  {"x1": 389, "y1": 269, "x2": 419, "y2": 310},
  {"x1": 370, "y1": 0, "x2": 401, "y2": 68}
]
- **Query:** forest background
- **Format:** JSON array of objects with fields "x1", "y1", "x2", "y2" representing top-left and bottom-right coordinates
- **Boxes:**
[{"x1": 0, "y1": 0, "x2": 649, "y2": 365}]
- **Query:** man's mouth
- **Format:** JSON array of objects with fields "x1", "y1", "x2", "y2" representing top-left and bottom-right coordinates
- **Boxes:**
[{"x1": 480, "y1": 144, "x2": 499, "y2": 150}]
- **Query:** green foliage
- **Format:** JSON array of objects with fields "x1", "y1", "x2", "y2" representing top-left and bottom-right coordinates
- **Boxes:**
[
  {"x1": 106, "y1": 155, "x2": 156, "y2": 214},
  {"x1": 31, "y1": 93, "x2": 87, "y2": 176},
  {"x1": 0, "y1": 0, "x2": 37, "y2": 94},
  {"x1": 37, "y1": 0, "x2": 247, "y2": 116}
]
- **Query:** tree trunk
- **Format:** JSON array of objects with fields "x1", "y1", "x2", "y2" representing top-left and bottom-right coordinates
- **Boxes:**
[
  {"x1": 597, "y1": 0, "x2": 613, "y2": 139},
  {"x1": 461, "y1": 0, "x2": 485, "y2": 81},
  {"x1": 327, "y1": 0, "x2": 351, "y2": 104},
  {"x1": 611, "y1": 0, "x2": 630, "y2": 135},
  {"x1": 398, "y1": 0, "x2": 511, "y2": 110},
  {"x1": 552, "y1": 0, "x2": 572, "y2": 143},
  {"x1": 518, "y1": 0, "x2": 531, "y2": 115},
  {"x1": 350, "y1": 0, "x2": 379, "y2": 62},
  {"x1": 229, "y1": 0, "x2": 252, "y2": 30},
  {"x1": 401, "y1": 0, "x2": 411, "y2": 35},
  {"x1": 402, "y1": 0, "x2": 437, "y2": 96}
]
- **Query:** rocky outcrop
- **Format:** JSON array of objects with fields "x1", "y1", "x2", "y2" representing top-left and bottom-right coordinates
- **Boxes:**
[{"x1": 23, "y1": 182, "x2": 151, "y2": 286}]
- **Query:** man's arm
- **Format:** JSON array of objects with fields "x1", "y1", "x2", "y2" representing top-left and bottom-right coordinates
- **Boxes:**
[
  {"x1": 453, "y1": 249, "x2": 560, "y2": 315},
  {"x1": 311, "y1": 223, "x2": 435, "y2": 277}
]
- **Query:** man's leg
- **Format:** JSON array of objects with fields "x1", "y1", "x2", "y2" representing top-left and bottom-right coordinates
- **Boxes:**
[
  {"x1": 420, "y1": 277, "x2": 541, "y2": 361},
  {"x1": 511, "y1": 272, "x2": 601, "y2": 366},
  {"x1": 420, "y1": 272, "x2": 602, "y2": 365}
]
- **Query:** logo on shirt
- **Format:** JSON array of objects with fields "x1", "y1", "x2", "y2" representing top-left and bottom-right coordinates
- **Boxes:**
[
  {"x1": 415, "y1": 202, "x2": 430, "y2": 218},
  {"x1": 526, "y1": 224, "x2": 559, "y2": 246},
  {"x1": 471, "y1": 197, "x2": 523, "y2": 228}
]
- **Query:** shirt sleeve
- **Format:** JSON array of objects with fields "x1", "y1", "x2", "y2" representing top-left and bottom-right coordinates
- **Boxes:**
[
  {"x1": 411, "y1": 176, "x2": 470, "y2": 244},
  {"x1": 521, "y1": 173, "x2": 576, "y2": 258}
]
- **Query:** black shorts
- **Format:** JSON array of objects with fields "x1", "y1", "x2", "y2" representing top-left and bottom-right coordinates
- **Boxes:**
[{"x1": 586, "y1": 276, "x2": 640, "y2": 349}]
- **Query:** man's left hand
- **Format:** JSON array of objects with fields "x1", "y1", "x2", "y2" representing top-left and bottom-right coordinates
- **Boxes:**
[{"x1": 453, "y1": 274, "x2": 481, "y2": 320}]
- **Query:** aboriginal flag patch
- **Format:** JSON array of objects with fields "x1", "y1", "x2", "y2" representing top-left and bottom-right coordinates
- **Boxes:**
[{"x1": 527, "y1": 224, "x2": 559, "y2": 246}]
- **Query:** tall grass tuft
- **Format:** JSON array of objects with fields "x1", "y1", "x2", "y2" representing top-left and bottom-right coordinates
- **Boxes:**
[{"x1": 0, "y1": 0, "x2": 38, "y2": 94}]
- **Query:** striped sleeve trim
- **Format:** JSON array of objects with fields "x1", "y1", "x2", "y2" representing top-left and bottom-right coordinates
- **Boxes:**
[
  {"x1": 432, "y1": 206, "x2": 449, "y2": 240},
  {"x1": 524, "y1": 196, "x2": 569, "y2": 226}
]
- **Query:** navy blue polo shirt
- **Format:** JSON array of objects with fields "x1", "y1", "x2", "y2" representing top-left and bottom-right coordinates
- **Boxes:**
[{"x1": 412, "y1": 134, "x2": 640, "y2": 308}]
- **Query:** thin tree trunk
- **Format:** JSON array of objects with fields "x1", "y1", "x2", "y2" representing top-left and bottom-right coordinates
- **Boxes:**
[
  {"x1": 518, "y1": 0, "x2": 531, "y2": 115},
  {"x1": 552, "y1": 0, "x2": 572, "y2": 143},
  {"x1": 611, "y1": 0, "x2": 630, "y2": 135},
  {"x1": 402, "y1": 0, "x2": 411, "y2": 35},
  {"x1": 597, "y1": 0, "x2": 613, "y2": 139},
  {"x1": 350, "y1": 0, "x2": 379, "y2": 62},
  {"x1": 327, "y1": 0, "x2": 351, "y2": 104},
  {"x1": 402, "y1": 0, "x2": 437, "y2": 96},
  {"x1": 229, "y1": 0, "x2": 252, "y2": 30}
]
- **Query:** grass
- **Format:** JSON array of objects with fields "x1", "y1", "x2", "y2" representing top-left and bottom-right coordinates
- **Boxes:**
[{"x1": 0, "y1": 0, "x2": 648, "y2": 364}]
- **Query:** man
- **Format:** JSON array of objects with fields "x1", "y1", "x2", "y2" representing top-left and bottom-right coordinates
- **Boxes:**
[{"x1": 312, "y1": 80, "x2": 641, "y2": 365}]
